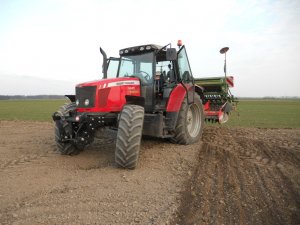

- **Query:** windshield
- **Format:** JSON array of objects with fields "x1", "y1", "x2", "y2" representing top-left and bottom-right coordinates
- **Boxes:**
[
  {"x1": 118, "y1": 52, "x2": 154, "y2": 84},
  {"x1": 106, "y1": 58, "x2": 119, "y2": 79}
]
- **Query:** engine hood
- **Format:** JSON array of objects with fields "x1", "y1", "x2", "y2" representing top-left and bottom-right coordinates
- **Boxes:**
[
  {"x1": 75, "y1": 77, "x2": 141, "y2": 113},
  {"x1": 76, "y1": 77, "x2": 140, "y2": 89}
]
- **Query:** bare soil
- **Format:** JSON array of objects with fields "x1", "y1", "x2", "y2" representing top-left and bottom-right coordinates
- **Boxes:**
[{"x1": 0, "y1": 121, "x2": 299, "y2": 225}]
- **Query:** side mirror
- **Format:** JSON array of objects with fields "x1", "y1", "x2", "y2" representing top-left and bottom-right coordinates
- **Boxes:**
[{"x1": 166, "y1": 48, "x2": 177, "y2": 61}]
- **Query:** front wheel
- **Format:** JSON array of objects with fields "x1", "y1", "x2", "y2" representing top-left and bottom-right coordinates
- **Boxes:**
[
  {"x1": 171, "y1": 94, "x2": 204, "y2": 144},
  {"x1": 115, "y1": 104, "x2": 144, "y2": 169},
  {"x1": 54, "y1": 103, "x2": 83, "y2": 155}
]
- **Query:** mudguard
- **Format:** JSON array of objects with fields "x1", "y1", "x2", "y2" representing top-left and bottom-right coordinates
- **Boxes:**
[
  {"x1": 166, "y1": 84, "x2": 186, "y2": 112},
  {"x1": 194, "y1": 85, "x2": 205, "y2": 103},
  {"x1": 166, "y1": 83, "x2": 203, "y2": 112}
]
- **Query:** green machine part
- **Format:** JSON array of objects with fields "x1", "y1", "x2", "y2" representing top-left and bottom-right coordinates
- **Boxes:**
[
  {"x1": 194, "y1": 76, "x2": 230, "y2": 96},
  {"x1": 194, "y1": 76, "x2": 237, "y2": 122}
]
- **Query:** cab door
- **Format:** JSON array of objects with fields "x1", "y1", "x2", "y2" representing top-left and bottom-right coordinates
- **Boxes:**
[
  {"x1": 177, "y1": 46, "x2": 194, "y2": 102},
  {"x1": 177, "y1": 46, "x2": 193, "y2": 85}
]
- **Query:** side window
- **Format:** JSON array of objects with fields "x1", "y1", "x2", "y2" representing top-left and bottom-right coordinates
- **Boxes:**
[
  {"x1": 178, "y1": 47, "x2": 192, "y2": 83},
  {"x1": 156, "y1": 61, "x2": 172, "y2": 82},
  {"x1": 107, "y1": 59, "x2": 119, "y2": 79}
]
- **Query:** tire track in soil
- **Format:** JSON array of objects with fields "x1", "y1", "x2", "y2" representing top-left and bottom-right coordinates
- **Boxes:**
[
  {"x1": 171, "y1": 143, "x2": 244, "y2": 225},
  {"x1": 222, "y1": 146, "x2": 242, "y2": 225},
  {"x1": 176, "y1": 143, "x2": 253, "y2": 225},
  {"x1": 233, "y1": 138, "x2": 284, "y2": 170},
  {"x1": 202, "y1": 145, "x2": 219, "y2": 224},
  {"x1": 233, "y1": 156, "x2": 252, "y2": 225},
  {"x1": 171, "y1": 127, "x2": 300, "y2": 225},
  {"x1": 232, "y1": 136, "x2": 291, "y2": 224},
  {"x1": 0, "y1": 145, "x2": 57, "y2": 172},
  {"x1": 208, "y1": 150, "x2": 220, "y2": 225},
  {"x1": 252, "y1": 164, "x2": 284, "y2": 224},
  {"x1": 170, "y1": 143, "x2": 206, "y2": 224},
  {"x1": 276, "y1": 168, "x2": 300, "y2": 224},
  {"x1": 1, "y1": 127, "x2": 116, "y2": 172},
  {"x1": 197, "y1": 144, "x2": 215, "y2": 224},
  {"x1": 224, "y1": 148, "x2": 245, "y2": 224},
  {"x1": 251, "y1": 140, "x2": 300, "y2": 169},
  {"x1": 259, "y1": 165, "x2": 295, "y2": 225}
]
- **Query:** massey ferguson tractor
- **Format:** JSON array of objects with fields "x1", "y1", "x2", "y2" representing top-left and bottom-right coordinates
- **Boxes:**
[{"x1": 52, "y1": 41, "x2": 235, "y2": 169}]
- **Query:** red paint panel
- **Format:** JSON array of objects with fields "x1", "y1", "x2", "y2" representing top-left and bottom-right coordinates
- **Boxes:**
[
  {"x1": 98, "y1": 88, "x2": 111, "y2": 108},
  {"x1": 166, "y1": 84, "x2": 186, "y2": 112},
  {"x1": 204, "y1": 102, "x2": 210, "y2": 111},
  {"x1": 76, "y1": 77, "x2": 140, "y2": 113},
  {"x1": 226, "y1": 76, "x2": 234, "y2": 87}
]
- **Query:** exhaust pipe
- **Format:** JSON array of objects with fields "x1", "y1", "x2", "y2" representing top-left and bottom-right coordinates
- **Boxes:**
[{"x1": 100, "y1": 47, "x2": 108, "y2": 79}]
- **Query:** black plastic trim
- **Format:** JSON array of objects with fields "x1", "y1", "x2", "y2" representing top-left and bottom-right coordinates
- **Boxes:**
[
  {"x1": 65, "y1": 95, "x2": 75, "y2": 102},
  {"x1": 125, "y1": 95, "x2": 145, "y2": 107}
]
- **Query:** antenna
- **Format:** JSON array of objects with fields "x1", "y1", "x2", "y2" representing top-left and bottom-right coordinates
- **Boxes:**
[{"x1": 220, "y1": 47, "x2": 229, "y2": 77}]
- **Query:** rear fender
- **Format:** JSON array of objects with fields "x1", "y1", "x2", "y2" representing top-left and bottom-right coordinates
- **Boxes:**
[
  {"x1": 194, "y1": 85, "x2": 205, "y2": 103},
  {"x1": 166, "y1": 84, "x2": 199, "y2": 112},
  {"x1": 166, "y1": 84, "x2": 186, "y2": 112}
]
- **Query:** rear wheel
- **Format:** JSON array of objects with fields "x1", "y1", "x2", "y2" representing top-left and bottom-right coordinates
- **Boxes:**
[
  {"x1": 115, "y1": 104, "x2": 144, "y2": 169},
  {"x1": 54, "y1": 103, "x2": 83, "y2": 155},
  {"x1": 172, "y1": 94, "x2": 204, "y2": 144}
]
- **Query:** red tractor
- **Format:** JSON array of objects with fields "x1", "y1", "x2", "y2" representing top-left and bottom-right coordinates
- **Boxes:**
[{"x1": 52, "y1": 41, "x2": 234, "y2": 169}]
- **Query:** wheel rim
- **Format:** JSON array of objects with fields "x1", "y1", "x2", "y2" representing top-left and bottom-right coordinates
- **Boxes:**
[{"x1": 186, "y1": 103, "x2": 201, "y2": 138}]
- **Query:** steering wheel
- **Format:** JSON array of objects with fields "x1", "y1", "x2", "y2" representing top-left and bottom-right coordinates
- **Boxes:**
[{"x1": 139, "y1": 70, "x2": 151, "y2": 81}]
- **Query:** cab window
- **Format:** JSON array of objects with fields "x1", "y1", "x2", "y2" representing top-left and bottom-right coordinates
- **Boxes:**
[
  {"x1": 178, "y1": 47, "x2": 192, "y2": 83},
  {"x1": 118, "y1": 52, "x2": 154, "y2": 84},
  {"x1": 107, "y1": 58, "x2": 119, "y2": 79}
]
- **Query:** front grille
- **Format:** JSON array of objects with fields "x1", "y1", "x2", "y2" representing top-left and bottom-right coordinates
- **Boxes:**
[{"x1": 76, "y1": 86, "x2": 96, "y2": 108}]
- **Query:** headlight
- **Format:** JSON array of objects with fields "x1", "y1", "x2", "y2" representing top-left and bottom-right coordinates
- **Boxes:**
[
  {"x1": 84, "y1": 99, "x2": 89, "y2": 106},
  {"x1": 76, "y1": 99, "x2": 79, "y2": 106}
]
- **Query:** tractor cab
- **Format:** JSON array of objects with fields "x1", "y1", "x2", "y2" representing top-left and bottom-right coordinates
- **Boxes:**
[{"x1": 102, "y1": 43, "x2": 195, "y2": 112}]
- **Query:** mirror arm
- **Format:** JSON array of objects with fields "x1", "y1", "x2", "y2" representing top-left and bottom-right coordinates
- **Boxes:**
[{"x1": 157, "y1": 43, "x2": 171, "y2": 54}]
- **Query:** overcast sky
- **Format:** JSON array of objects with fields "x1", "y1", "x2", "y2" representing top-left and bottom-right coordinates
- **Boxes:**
[{"x1": 0, "y1": 0, "x2": 299, "y2": 97}]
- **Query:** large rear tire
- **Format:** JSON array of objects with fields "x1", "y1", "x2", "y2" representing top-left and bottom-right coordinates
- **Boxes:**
[
  {"x1": 54, "y1": 103, "x2": 83, "y2": 155},
  {"x1": 115, "y1": 104, "x2": 144, "y2": 169},
  {"x1": 171, "y1": 94, "x2": 204, "y2": 144}
]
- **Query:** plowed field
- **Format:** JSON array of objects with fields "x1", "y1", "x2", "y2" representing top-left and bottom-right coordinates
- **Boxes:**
[{"x1": 0, "y1": 121, "x2": 299, "y2": 225}]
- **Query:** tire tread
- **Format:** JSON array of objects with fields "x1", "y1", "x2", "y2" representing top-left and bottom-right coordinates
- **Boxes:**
[
  {"x1": 115, "y1": 104, "x2": 144, "y2": 169},
  {"x1": 54, "y1": 102, "x2": 82, "y2": 155}
]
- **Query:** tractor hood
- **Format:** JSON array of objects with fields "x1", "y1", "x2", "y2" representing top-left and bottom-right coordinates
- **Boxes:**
[
  {"x1": 75, "y1": 77, "x2": 141, "y2": 113},
  {"x1": 76, "y1": 77, "x2": 140, "y2": 89}
]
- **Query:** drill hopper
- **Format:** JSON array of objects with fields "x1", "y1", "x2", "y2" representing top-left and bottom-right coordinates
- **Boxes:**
[{"x1": 194, "y1": 76, "x2": 236, "y2": 123}]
